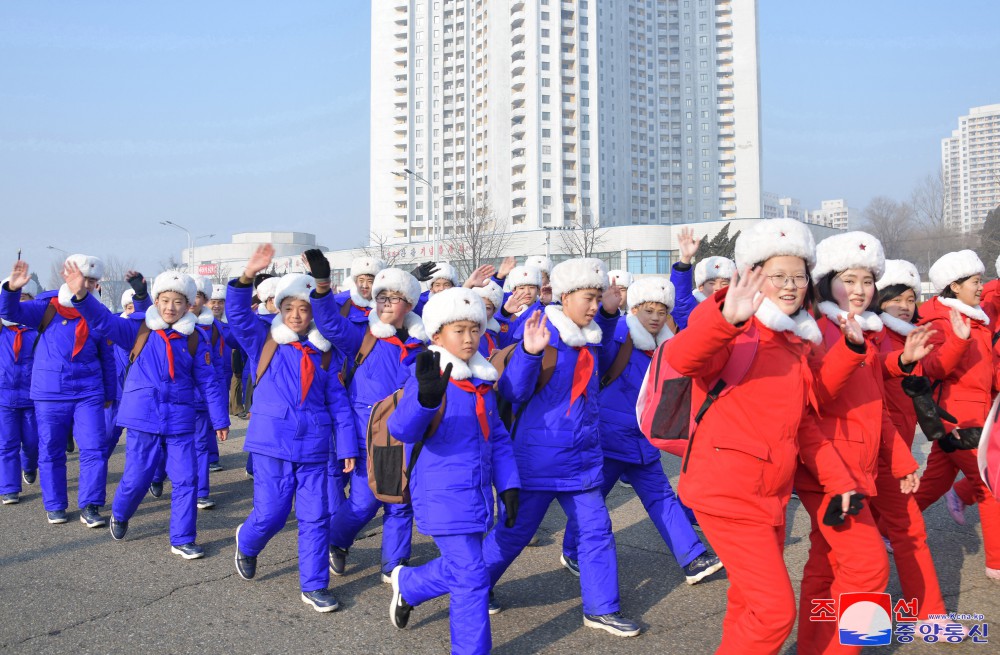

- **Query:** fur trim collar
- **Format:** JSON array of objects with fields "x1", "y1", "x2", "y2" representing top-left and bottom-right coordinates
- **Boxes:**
[
  {"x1": 196, "y1": 307, "x2": 214, "y2": 326},
  {"x1": 257, "y1": 306, "x2": 275, "y2": 316},
  {"x1": 879, "y1": 312, "x2": 917, "y2": 337},
  {"x1": 754, "y1": 297, "x2": 823, "y2": 344},
  {"x1": 817, "y1": 301, "x2": 884, "y2": 333},
  {"x1": 938, "y1": 296, "x2": 990, "y2": 325},
  {"x1": 368, "y1": 310, "x2": 429, "y2": 343},
  {"x1": 349, "y1": 289, "x2": 372, "y2": 309},
  {"x1": 544, "y1": 304, "x2": 602, "y2": 347},
  {"x1": 58, "y1": 284, "x2": 76, "y2": 308},
  {"x1": 625, "y1": 313, "x2": 673, "y2": 351},
  {"x1": 145, "y1": 306, "x2": 197, "y2": 335},
  {"x1": 693, "y1": 290, "x2": 707, "y2": 303},
  {"x1": 486, "y1": 317, "x2": 500, "y2": 334},
  {"x1": 2, "y1": 318, "x2": 18, "y2": 327},
  {"x1": 428, "y1": 345, "x2": 498, "y2": 382},
  {"x1": 269, "y1": 314, "x2": 331, "y2": 352}
]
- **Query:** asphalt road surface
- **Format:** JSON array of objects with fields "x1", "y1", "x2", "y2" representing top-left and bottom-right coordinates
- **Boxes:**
[{"x1": 1, "y1": 420, "x2": 996, "y2": 654}]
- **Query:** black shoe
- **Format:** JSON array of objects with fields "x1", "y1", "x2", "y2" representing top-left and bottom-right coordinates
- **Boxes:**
[
  {"x1": 79, "y1": 504, "x2": 106, "y2": 528},
  {"x1": 329, "y1": 545, "x2": 348, "y2": 576},
  {"x1": 560, "y1": 553, "x2": 581, "y2": 577},
  {"x1": 197, "y1": 497, "x2": 216, "y2": 510},
  {"x1": 488, "y1": 590, "x2": 502, "y2": 615},
  {"x1": 389, "y1": 566, "x2": 412, "y2": 628},
  {"x1": 46, "y1": 509, "x2": 68, "y2": 524},
  {"x1": 110, "y1": 515, "x2": 128, "y2": 540},
  {"x1": 301, "y1": 589, "x2": 340, "y2": 613},
  {"x1": 234, "y1": 524, "x2": 257, "y2": 580},
  {"x1": 21, "y1": 469, "x2": 36, "y2": 485},
  {"x1": 683, "y1": 554, "x2": 724, "y2": 585},
  {"x1": 208, "y1": 462, "x2": 224, "y2": 473},
  {"x1": 149, "y1": 481, "x2": 164, "y2": 498},
  {"x1": 171, "y1": 543, "x2": 205, "y2": 560},
  {"x1": 1, "y1": 493, "x2": 19, "y2": 505},
  {"x1": 66, "y1": 434, "x2": 75, "y2": 453},
  {"x1": 583, "y1": 612, "x2": 641, "y2": 637}
]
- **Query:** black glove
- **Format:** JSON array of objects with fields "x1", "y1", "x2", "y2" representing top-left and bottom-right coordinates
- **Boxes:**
[
  {"x1": 411, "y1": 261, "x2": 440, "y2": 282},
  {"x1": 500, "y1": 488, "x2": 519, "y2": 528},
  {"x1": 415, "y1": 350, "x2": 452, "y2": 408},
  {"x1": 822, "y1": 492, "x2": 866, "y2": 527},
  {"x1": 126, "y1": 272, "x2": 147, "y2": 299},
  {"x1": 303, "y1": 249, "x2": 331, "y2": 282},
  {"x1": 901, "y1": 376, "x2": 956, "y2": 442}
]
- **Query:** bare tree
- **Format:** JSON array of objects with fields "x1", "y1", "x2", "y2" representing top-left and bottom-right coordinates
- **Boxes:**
[
  {"x1": 159, "y1": 254, "x2": 186, "y2": 272},
  {"x1": 860, "y1": 197, "x2": 915, "y2": 260},
  {"x1": 558, "y1": 210, "x2": 608, "y2": 258},
  {"x1": 97, "y1": 255, "x2": 138, "y2": 311},
  {"x1": 447, "y1": 193, "x2": 512, "y2": 278},
  {"x1": 210, "y1": 263, "x2": 232, "y2": 285},
  {"x1": 910, "y1": 170, "x2": 946, "y2": 230},
  {"x1": 360, "y1": 232, "x2": 404, "y2": 268}
]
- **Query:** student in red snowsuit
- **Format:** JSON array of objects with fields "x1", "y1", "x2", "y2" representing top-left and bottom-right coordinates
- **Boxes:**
[
  {"x1": 666, "y1": 219, "x2": 862, "y2": 655},
  {"x1": 797, "y1": 232, "x2": 922, "y2": 655},
  {"x1": 914, "y1": 250, "x2": 1000, "y2": 584}
]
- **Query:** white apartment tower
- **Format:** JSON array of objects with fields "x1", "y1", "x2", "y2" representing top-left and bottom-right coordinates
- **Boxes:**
[
  {"x1": 808, "y1": 199, "x2": 850, "y2": 231},
  {"x1": 942, "y1": 103, "x2": 1000, "y2": 234},
  {"x1": 371, "y1": 0, "x2": 760, "y2": 244}
]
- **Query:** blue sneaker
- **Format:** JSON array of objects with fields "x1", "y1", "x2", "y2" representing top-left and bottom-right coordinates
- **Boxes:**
[
  {"x1": 583, "y1": 612, "x2": 641, "y2": 637},
  {"x1": 47, "y1": 509, "x2": 68, "y2": 524},
  {"x1": 329, "y1": 546, "x2": 348, "y2": 576},
  {"x1": 560, "y1": 553, "x2": 580, "y2": 577},
  {"x1": 488, "y1": 590, "x2": 502, "y2": 615},
  {"x1": 208, "y1": 461, "x2": 224, "y2": 473},
  {"x1": 301, "y1": 589, "x2": 339, "y2": 613},
  {"x1": 79, "y1": 504, "x2": 106, "y2": 528},
  {"x1": 1, "y1": 493, "x2": 19, "y2": 505},
  {"x1": 683, "y1": 554, "x2": 724, "y2": 585},
  {"x1": 196, "y1": 497, "x2": 215, "y2": 510},
  {"x1": 21, "y1": 469, "x2": 36, "y2": 485},
  {"x1": 235, "y1": 524, "x2": 256, "y2": 580},
  {"x1": 171, "y1": 543, "x2": 205, "y2": 560},
  {"x1": 110, "y1": 515, "x2": 128, "y2": 540},
  {"x1": 149, "y1": 481, "x2": 164, "y2": 498}
]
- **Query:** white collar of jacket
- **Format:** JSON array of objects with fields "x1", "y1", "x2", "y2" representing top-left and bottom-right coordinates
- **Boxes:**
[
  {"x1": 196, "y1": 306, "x2": 214, "y2": 326},
  {"x1": 625, "y1": 313, "x2": 673, "y2": 351},
  {"x1": 693, "y1": 289, "x2": 707, "y2": 303},
  {"x1": 880, "y1": 311, "x2": 917, "y2": 337},
  {"x1": 544, "y1": 304, "x2": 602, "y2": 347},
  {"x1": 368, "y1": 309, "x2": 429, "y2": 343},
  {"x1": 145, "y1": 306, "x2": 197, "y2": 335},
  {"x1": 350, "y1": 289, "x2": 373, "y2": 309},
  {"x1": 938, "y1": 296, "x2": 990, "y2": 325},
  {"x1": 817, "y1": 300, "x2": 884, "y2": 333},
  {"x1": 257, "y1": 306, "x2": 274, "y2": 316},
  {"x1": 270, "y1": 314, "x2": 331, "y2": 352},
  {"x1": 428, "y1": 344, "x2": 498, "y2": 382},
  {"x1": 486, "y1": 316, "x2": 500, "y2": 333},
  {"x1": 753, "y1": 297, "x2": 823, "y2": 344},
  {"x1": 58, "y1": 284, "x2": 76, "y2": 308}
]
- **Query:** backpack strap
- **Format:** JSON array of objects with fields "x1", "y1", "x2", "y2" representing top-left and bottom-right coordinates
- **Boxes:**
[
  {"x1": 536, "y1": 345, "x2": 558, "y2": 392},
  {"x1": 340, "y1": 300, "x2": 352, "y2": 318},
  {"x1": 600, "y1": 333, "x2": 634, "y2": 389},
  {"x1": 37, "y1": 302, "x2": 57, "y2": 334},
  {"x1": 341, "y1": 329, "x2": 379, "y2": 388},
  {"x1": 129, "y1": 324, "x2": 153, "y2": 363},
  {"x1": 320, "y1": 348, "x2": 333, "y2": 371},
  {"x1": 405, "y1": 396, "x2": 447, "y2": 475},
  {"x1": 187, "y1": 333, "x2": 201, "y2": 358},
  {"x1": 211, "y1": 323, "x2": 221, "y2": 349},
  {"x1": 256, "y1": 334, "x2": 279, "y2": 382}
]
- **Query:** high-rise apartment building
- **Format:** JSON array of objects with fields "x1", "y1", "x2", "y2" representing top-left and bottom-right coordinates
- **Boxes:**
[
  {"x1": 371, "y1": 0, "x2": 761, "y2": 244},
  {"x1": 807, "y1": 199, "x2": 850, "y2": 231},
  {"x1": 942, "y1": 103, "x2": 1000, "y2": 234}
]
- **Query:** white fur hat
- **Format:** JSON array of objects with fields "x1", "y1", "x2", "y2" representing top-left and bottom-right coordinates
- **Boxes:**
[
  {"x1": 210, "y1": 284, "x2": 227, "y2": 301},
  {"x1": 191, "y1": 274, "x2": 213, "y2": 300},
  {"x1": 473, "y1": 280, "x2": 504, "y2": 311},
  {"x1": 255, "y1": 276, "x2": 279, "y2": 302},
  {"x1": 695, "y1": 257, "x2": 736, "y2": 288},
  {"x1": 422, "y1": 287, "x2": 488, "y2": 337},
  {"x1": 995, "y1": 254, "x2": 1000, "y2": 279},
  {"x1": 430, "y1": 261, "x2": 460, "y2": 286},
  {"x1": 608, "y1": 270, "x2": 633, "y2": 288},
  {"x1": 812, "y1": 231, "x2": 886, "y2": 281},
  {"x1": 524, "y1": 255, "x2": 552, "y2": 274},
  {"x1": 66, "y1": 254, "x2": 104, "y2": 281},
  {"x1": 876, "y1": 259, "x2": 921, "y2": 296},
  {"x1": 351, "y1": 256, "x2": 384, "y2": 281},
  {"x1": 734, "y1": 219, "x2": 816, "y2": 270},
  {"x1": 929, "y1": 250, "x2": 985, "y2": 293},
  {"x1": 550, "y1": 258, "x2": 609, "y2": 298},
  {"x1": 120, "y1": 288, "x2": 135, "y2": 307},
  {"x1": 503, "y1": 266, "x2": 542, "y2": 292},
  {"x1": 3, "y1": 277, "x2": 41, "y2": 298},
  {"x1": 273, "y1": 273, "x2": 317, "y2": 308},
  {"x1": 627, "y1": 276, "x2": 675, "y2": 311},
  {"x1": 372, "y1": 268, "x2": 422, "y2": 306},
  {"x1": 152, "y1": 271, "x2": 197, "y2": 305}
]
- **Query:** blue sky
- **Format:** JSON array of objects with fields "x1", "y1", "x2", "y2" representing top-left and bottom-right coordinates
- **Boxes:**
[{"x1": 1, "y1": 1, "x2": 998, "y2": 281}]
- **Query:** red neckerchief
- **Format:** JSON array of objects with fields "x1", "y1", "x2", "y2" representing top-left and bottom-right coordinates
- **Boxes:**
[
  {"x1": 484, "y1": 332, "x2": 497, "y2": 356},
  {"x1": 290, "y1": 342, "x2": 318, "y2": 405},
  {"x1": 381, "y1": 335, "x2": 421, "y2": 363},
  {"x1": 568, "y1": 346, "x2": 594, "y2": 415},
  {"x1": 7, "y1": 325, "x2": 29, "y2": 362},
  {"x1": 352, "y1": 300, "x2": 371, "y2": 317},
  {"x1": 50, "y1": 298, "x2": 89, "y2": 360},
  {"x1": 155, "y1": 330, "x2": 184, "y2": 380},
  {"x1": 450, "y1": 378, "x2": 492, "y2": 440}
]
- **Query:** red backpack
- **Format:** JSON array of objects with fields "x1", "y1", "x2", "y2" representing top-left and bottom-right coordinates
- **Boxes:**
[{"x1": 637, "y1": 325, "x2": 759, "y2": 468}]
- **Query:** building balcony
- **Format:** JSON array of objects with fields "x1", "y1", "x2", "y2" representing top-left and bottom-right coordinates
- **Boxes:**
[
  {"x1": 510, "y1": 8, "x2": 526, "y2": 28},
  {"x1": 716, "y1": 29, "x2": 733, "y2": 39},
  {"x1": 719, "y1": 127, "x2": 735, "y2": 136},
  {"x1": 511, "y1": 153, "x2": 526, "y2": 168},
  {"x1": 718, "y1": 88, "x2": 734, "y2": 99},
  {"x1": 719, "y1": 114, "x2": 735, "y2": 124},
  {"x1": 721, "y1": 191, "x2": 736, "y2": 200},
  {"x1": 718, "y1": 76, "x2": 734, "y2": 87},
  {"x1": 717, "y1": 102, "x2": 734, "y2": 111},
  {"x1": 716, "y1": 38, "x2": 733, "y2": 50},
  {"x1": 719, "y1": 139, "x2": 735, "y2": 149},
  {"x1": 721, "y1": 203, "x2": 737, "y2": 212},
  {"x1": 720, "y1": 165, "x2": 736, "y2": 173},
  {"x1": 394, "y1": 105, "x2": 407, "y2": 119},
  {"x1": 562, "y1": 117, "x2": 576, "y2": 128},
  {"x1": 394, "y1": 0, "x2": 407, "y2": 11},
  {"x1": 563, "y1": 202, "x2": 578, "y2": 213},
  {"x1": 394, "y1": 76, "x2": 408, "y2": 92},
  {"x1": 719, "y1": 153, "x2": 735, "y2": 162},
  {"x1": 716, "y1": 14, "x2": 733, "y2": 26},
  {"x1": 511, "y1": 123, "x2": 526, "y2": 139},
  {"x1": 717, "y1": 65, "x2": 733, "y2": 75},
  {"x1": 511, "y1": 105, "x2": 527, "y2": 120},
  {"x1": 719, "y1": 176, "x2": 736, "y2": 187}
]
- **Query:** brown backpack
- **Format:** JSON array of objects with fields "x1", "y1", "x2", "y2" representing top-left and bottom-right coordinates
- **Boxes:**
[
  {"x1": 339, "y1": 330, "x2": 379, "y2": 388},
  {"x1": 366, "y1": 388, "x2": 446, "y2": 504},
  {"x1": 488, "y1": 343, "x2": 558, "y2": 431},
  {"x1": 599, "y1": 333, "x2": 634, "y2": 389}
]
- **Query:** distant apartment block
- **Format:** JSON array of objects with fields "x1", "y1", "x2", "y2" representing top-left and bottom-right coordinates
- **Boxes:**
[{"x1": 942, "y1": 103, "x2": 1000, "y2": 234}]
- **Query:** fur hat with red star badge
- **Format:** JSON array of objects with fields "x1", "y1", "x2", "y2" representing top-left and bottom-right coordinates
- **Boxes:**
[{"x1": 811, "y1": 231, "x2": 886, "y2": 281}]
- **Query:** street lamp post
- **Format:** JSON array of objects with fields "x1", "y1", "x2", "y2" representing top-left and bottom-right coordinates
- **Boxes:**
[
  {"x1": 402, "y1": 168, "x2": 437, "y2": 256},
  {"x1": 160, "y1": 221, "x2": 193, "y2": 272},
  {"x1": 46, "y1": 245, "x2": 70, "y2": 256}
]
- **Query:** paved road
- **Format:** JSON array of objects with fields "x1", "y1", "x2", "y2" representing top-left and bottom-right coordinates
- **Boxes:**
[{"x1": 0, "y1": 421, "x2": 996, "y2": 654}]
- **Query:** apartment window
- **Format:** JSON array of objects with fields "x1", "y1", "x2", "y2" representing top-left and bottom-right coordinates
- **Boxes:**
[
  {"x1": 542, "y1": 111, "x2": 551, "y2": 120},
  {"x1": 542, "y1": 163, "x2": 552, "y2": 172},
  {"x1": 542, "y1": 129, "x2": 551, "y2": 137},
  {"x1": 542, "y1": 95, "x2": 550, "y2": 104},
  {"x1": 543, "y1": 145, "x2": 552, "y2": 154},
  {"x1": 543, "y1": 179, "x2": 551, "y2": 188},
  {"x1": 542, "y1": 78, "x2": 550, "y2": 87}
]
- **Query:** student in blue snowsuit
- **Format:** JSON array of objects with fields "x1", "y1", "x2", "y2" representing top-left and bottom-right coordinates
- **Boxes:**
[
  {"x1": 104, "y1": 284, "x2": 146, "y2": 459},
  {"x1": 307, "y1": 257, "x2": 427, "y2": 582},
  {"x1": 560, "y1": 277, "x2": 723, "y2": 584},
  {"x1": 480, "y1": 258, "x2": 641, "y2": 638},
  {"x1": 230, "y1": 246, "x2": 355, "y2": 613},
  {"x1": 206, "y1": 283, "x2": 233, "y2": 471},
  {"x1": 1, "y1": 255, "x2": 116, "y2": 527},
  {"x1": 241, "y1": 275, "x2": 279, "y2": 477},
  {"x1": 66, "y1": 267, "x2": 229, "y2": 559},
  {"x1": 0, "y1": 277, "x2": 41, "y2": 504},
  {"x1": 471, "y1": 281, "x2": 508, "y2": 358},
  {"x1": 387, "y1": 288, "x2": 520, "y2": 655},
  {"x1": 413, "y1": 261, "x2": 460, "y2": 316}
]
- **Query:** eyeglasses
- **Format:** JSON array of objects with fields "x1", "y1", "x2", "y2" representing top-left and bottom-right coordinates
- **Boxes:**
[
  {"x1": 767, "y1": 274, "x2": 810, "y2": 289},
  {"x1": 376, "y1": 295, "x2": 406, "y2": 305}
]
